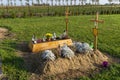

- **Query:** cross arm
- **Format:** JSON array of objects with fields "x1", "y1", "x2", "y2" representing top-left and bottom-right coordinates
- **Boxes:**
[{"x1": 90, "y1": 19, "x2": 104, "y2": 23}]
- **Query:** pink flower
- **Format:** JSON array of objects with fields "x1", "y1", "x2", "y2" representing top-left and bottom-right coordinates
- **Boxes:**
[{"x1": 102, "y1": 61, "x2": 108, "y2": 67}]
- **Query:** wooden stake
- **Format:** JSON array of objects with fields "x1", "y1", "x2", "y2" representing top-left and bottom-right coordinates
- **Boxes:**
[
  {"x1": 65, "y1": 7, "x2": 70, "y2": 36},
  {"x1": 90, "y1": 12, "x2": 104, "y2": 51}
]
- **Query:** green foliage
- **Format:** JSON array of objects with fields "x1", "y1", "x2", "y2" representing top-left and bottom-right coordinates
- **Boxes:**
[
  {"x1": 91, "y1": 64, "x2": 120, "y2": 80},
  {"x1": 78, "y1": 64, "x2": 120, "y2": 80},
  {"x1": 0, "y1": 15, "x2": 120, "y2": 79},
  {"x1": 0, "y1": 49, "x2": 29, "y2": 80}
]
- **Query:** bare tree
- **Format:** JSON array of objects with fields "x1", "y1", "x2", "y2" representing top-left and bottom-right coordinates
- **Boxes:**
[
  {"x1": 83, "y1": 0, "x2": 87, "y2": 5},
  {"x1": 66, "y1": 0, "x2": 69, "y2": 6},
  {"x1": 108, "y1": 0, "x2": 112, "y2": 4},
  {"x1": 70, "y1": 0, "x2": 72, "y2": 5},
  {"x1": 41, "y1": 0, "x2": 43, "y2": 4},
  {"x1": 71, "y1": 0, "x2": 74, "y2": 5},
  {"x1": 19, "y1": 0, "x2": 23, "y2": 6},
  {"x1": 36, "y1": 0, "x2": 40, "y2": 4},
  {"x1": 0, "y1": 0, "x2": 3, "y2": 6},
  {"x1": 91, "y1": 0, "x2": 95, "y2": 5},
  {"x1": 46, "y1": 0, "x2": 49, "y2": 5},
  {"x1": 115, "y1": 0, "x2": 119, "y2": 4},
  {"x1": 10, "y1": 0, "x2": 13, "y2": 6},
  {"x1": 96, "y1": 0, "x2": 99, "y2": 5},
  {"x1": 31, "y1": 0, "x2": 34, "y2": 5},
  {"x1": 6, "y1": 0, "x2": 10, "y2": 12},
  {"x1": 7, "y1": 0, "x2": 10, "y2": 6},
  {"x1": 88, "y1": 0, "x2": 91, "y2": 4},
  {"x1": 81, "y1": 0, "x2": 84, "y2": 5},
  {"x1": 14, "y1": 0, "x2": 16, "y2": 6},
  {"x1": 58, "y1": 0, "x2": 61, "y2": 6},
  {"x1": 79, "y1": 0, "x2": 81, "y2": 5},
  {"x1": 55, "y1": 0, "x2": 57, "y2": 6},
  {"x1": 51, "y1": 0, "x2": 53, "y2": 6},
  {"x1": 74, "y1": 0, "x2": 76, "y2": 5},
  {"x1": 62, "y1": 0, "x2": 64, "y2": 5},
  {"x1": 62, "y1": 0, "x2": 63, "y2": 5},
  {"x1": 26, "y1": 0, "x2": 32, "y2": 16},
  {"x1": 26, "y1": 0, "x2": 30, "y2": 5}
]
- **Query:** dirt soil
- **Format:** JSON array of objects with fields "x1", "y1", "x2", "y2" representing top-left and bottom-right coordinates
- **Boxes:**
[
  {"x1": 16, "y1": 46, "x2": 120, "y2": 80},
  {"x1": 0, "y1": 28, "x2": 8, "y2": 39},
  {"x1": 41, "y1": 50, "x2": 108, "y2": 75}
]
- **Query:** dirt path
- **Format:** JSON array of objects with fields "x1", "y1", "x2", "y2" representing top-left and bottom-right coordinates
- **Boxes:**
[
  {"x1": 0, "y1": 28, "x2": 8, "y2": 39},
  {"x1": 0, "y1": 27, "x2": 8, "y2": 75}
]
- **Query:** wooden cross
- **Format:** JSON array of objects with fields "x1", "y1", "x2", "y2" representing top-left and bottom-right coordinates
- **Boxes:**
[
  {"x1": 90, "y1": 12, "x2": 104, "y2": 51},
  {"x1": 65, "y1": 7, "x2": 70, "y2": 36}
]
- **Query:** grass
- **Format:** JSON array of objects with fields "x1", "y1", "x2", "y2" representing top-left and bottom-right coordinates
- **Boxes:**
[
  {"x1": 79, "y1": 63, "x2": 120, "y2": 80},
  {"x1": 0, "y1": 49, "x2": 29, "y2": 80},
  {"x1": 0, "y1": 14, "x2": 120, "y2": 80}
]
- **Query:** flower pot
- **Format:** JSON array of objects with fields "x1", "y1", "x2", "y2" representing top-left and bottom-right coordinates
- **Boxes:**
[{"x1": 29, "y1": 39, "x2": 73, "y2": 53}]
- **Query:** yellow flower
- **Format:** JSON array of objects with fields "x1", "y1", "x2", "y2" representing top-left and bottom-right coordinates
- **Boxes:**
[{"x1": 45, "y1": 33, "x2": 53, "y2": 39}]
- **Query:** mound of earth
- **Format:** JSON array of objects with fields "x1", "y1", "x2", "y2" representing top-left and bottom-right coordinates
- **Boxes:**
[
  {"x1": 17, "y1": 45, "x2": 120, "y2": 80},
  {"x1": 16, "y1": 42, "x2": 118, "y2": 80},
  {"x1": 0, "y1": 28, "x2": 8, "y2": 39},
  {"x1": 37, "y1": 50, "x2": 108, "y2": 76}
]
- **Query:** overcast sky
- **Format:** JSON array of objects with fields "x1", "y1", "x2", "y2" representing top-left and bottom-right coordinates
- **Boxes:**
[{"x1": 0, "y1": 0, "x2": 119, "y2": 6}]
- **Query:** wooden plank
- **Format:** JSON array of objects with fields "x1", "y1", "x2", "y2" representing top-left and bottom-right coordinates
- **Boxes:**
[
  {"x1": 93, "y1": 28, "x2": 98, "y2": 36},
  {"x1": 29, "y1": 39, "x2": 73, "y2": 53}
]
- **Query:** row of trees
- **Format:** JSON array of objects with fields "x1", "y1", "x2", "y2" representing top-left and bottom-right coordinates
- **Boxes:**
[
  {"x1": 0, "y1": 5, "x2": 120, "y2": 18},
  {"x1": 0, "y1": 0, "x2": 120, "y2": 6},
  {"x1": 108, "y1": 0, "x2": 120, "y2": 4}
]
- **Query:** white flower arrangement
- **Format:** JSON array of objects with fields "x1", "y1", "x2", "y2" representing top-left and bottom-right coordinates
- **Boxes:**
[
  {"x1": 41, "y1": 50, "x2": 56, "y2": 61},
  {"x1": 74, "y1": 42, "x2": 93, "y2": 53},
  {"x1": 60, "y1": 44, "x2": 74, "y2": 59}
]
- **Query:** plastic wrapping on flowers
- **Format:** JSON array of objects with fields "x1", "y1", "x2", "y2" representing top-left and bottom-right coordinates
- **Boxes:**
[
  {"x1": 60, "y1": 44, "x2": 75, "y2": 59},
  {"x1": 74, "y1": 42, "x2": 93, "y2": 53},
  {"x1": 41, "y1": 50, "x2": 56, "y2": 61}
]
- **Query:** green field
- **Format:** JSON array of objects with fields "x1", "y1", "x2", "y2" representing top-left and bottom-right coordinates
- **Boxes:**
[{"x1": 0, "y1": 14, "x2": 120, "y2": 80}]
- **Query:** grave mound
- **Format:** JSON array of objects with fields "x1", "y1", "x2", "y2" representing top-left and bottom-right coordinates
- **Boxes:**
[
  {"x1": 36, "y1": 50, "x2": 109, "y2": 77},
  {"x1": 0, "y1": 28, "x2": 8, "y2": 39}
]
